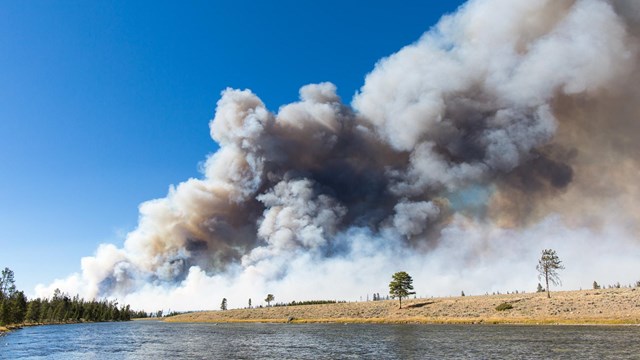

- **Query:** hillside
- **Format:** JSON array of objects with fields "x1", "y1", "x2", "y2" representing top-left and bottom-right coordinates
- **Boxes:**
[{"x1": 166, "y1": 288, "x2": 640, "y2": 325}]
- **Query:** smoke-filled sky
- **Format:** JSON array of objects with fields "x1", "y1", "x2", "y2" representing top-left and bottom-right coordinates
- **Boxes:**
[{"x1": 4, "y1": 0, "x2": 640, "y2": 311}]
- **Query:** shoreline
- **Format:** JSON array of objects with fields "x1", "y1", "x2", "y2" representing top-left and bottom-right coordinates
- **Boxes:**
[
  {"x1": 165, "y1": 288, "x2": 640, "y2": 326},
  {"x1": 0, "y1": 324, "x2": 26, "y2": 334},
  {"x1": 167, "y1": 317, "x2": 640, "y2": 326},
  {"x1": 0, "y1": 319, "x2": 134, "y2": 334}
]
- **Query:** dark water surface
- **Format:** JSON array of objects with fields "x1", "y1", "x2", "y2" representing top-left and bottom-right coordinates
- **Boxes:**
[{"x1": 2, "y1": 321, "x2": 639, "y2": 359}]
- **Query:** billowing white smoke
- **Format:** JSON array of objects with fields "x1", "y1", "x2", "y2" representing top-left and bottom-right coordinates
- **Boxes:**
[{"x1": 37, "y1": 0, "x2": 640, "y2": 311}]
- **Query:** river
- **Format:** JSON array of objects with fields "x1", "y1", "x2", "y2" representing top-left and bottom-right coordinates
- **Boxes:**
[{"x1": 2, "y1": 321, "x2": 639, "y2": 359}]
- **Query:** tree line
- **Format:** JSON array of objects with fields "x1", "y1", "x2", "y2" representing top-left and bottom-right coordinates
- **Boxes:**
[
  {"x1": 0, "y1": 267, "x2": 145, "y2": 327},
  {"x1": 271, "y1": 299, "x2": 343, "y2": 307},
  {"x1": 221, "y1": 295, "x2": 344, "y2": 310}
]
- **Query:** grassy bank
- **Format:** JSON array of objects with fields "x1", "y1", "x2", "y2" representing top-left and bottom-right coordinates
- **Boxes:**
[{"x1": 166, "y1": 288, "x2": 640, "y2": 325}]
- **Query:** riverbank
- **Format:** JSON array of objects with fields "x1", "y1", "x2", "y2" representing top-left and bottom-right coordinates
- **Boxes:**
[
  {"x1": 0, "y1": 319, "x2": 140, "y2": 334},
  {"x1": 0, "y1": 324, "x2": 24, "y2": 333},
  {"x1": 166, "y1": 288, "x2": 640, "y2": 325}
]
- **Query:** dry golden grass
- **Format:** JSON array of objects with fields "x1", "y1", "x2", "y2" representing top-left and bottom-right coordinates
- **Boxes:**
[{"x1": 166, "y1": 288, "x2": 640, "y2": 325}]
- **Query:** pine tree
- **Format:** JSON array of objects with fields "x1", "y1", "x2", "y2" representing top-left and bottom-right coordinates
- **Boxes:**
[
  {"x1": 10, "y1": 291, "x2": 27, "y2": 324},
  {"x1": 220, "y1": 298, "x2": 227, "y2": 311},
  {"x1": 265, "y1": 294, "x2": 274, "y2": 307},
  {"x1": 536, "y1": 249, "x2": 564, "y2": 298},
  {"x1": 0, "y1": 300, "x2": 8, "y2": 325},
  {"x1": 389, "y1": 271, "x2": 415, "y2": 309},
  {"x1": 0, "y1": 267, "x2": 16, "y2": 299},
  {"x1": 25, "y1": 298, "x2": 41, "y2": 323}
]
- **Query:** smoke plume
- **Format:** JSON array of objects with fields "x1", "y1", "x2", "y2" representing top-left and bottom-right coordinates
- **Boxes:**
[{"x1": 38, "y1": 0, "x2": 640, "y2": 310}]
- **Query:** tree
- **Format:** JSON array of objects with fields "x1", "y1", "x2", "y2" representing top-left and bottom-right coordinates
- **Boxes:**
[
  {"x1": 248, "y1": 298, "x2": 252, "y2": 308},
  {"x1": 593, "y1": 281, "x2": 600, "y2": 290},
  {"x1": 536, "y1": 283, "x2": 544, "y2": 293},
  {"x1": 220, "y1": 298, "x2": 227, "y2": 311},
  {"x1": 0, "y1": 300, "x2": 8, "y2": 325},
  {"x1": 0, "y1": 267, "x2": 17, "y2": 299},
  {"x1": 389, "y1": 271, "x2": 415, "y2": 309},
  {"x1": 265, "y1": 294, "x2": 274, "y2": 306},
  {"x1": 536, "y1": 249, "x2": 564, "y2": 298},
  {"x1": 9, "y1": 291, "x2": 27, "y2": 324},
  {"x1": 25, "y1": 298, "x2": 41, "y2": 323}
]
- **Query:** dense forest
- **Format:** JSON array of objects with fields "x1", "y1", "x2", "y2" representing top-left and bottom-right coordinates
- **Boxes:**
[{"x1": 0, "y1": 267, "x2": 146, "y2": 327}]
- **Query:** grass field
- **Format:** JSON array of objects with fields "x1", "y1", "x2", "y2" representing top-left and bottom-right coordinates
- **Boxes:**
[{"x1": 166, "y1": 288, "x2": 640, "y2": 325}]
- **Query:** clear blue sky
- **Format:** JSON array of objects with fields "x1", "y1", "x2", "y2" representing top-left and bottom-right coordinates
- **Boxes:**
[{"x1": 0, "y1": 0, "x2": 466, "y2": 295}]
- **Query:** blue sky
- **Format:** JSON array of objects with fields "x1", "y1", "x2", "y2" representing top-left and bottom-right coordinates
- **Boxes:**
[{"x1": 0, "y1": 0, "x2": 466, "y2": 295}]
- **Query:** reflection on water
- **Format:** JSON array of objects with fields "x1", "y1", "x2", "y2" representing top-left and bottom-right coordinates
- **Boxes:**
[{"x1": 2, "y1": 321, "x2": 639, "y2": 359}]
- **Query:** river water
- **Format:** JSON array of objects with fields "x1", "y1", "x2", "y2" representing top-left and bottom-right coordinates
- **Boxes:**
[{"x1": 2, "y1": 321, "x2": 639, "y2": 359}]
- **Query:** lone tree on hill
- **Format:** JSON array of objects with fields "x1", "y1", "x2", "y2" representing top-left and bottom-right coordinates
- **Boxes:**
[
  {"x1": 265, "y1": 294, "x2": 274, "y2": 306},
  {"x1": 389, "y1": 271, "x2": 415, "y2": 309},
  {"x1": 220, "y1": 298, "x2": 227, "y2": 311},
  {"x1": 536, "y1": 249, "x2": 564, "y2": 298}
]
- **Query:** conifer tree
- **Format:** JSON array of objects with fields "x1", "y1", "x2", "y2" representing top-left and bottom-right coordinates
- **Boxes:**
[
  {"x1": 0, "y1": 267, "x2": 16, "y2": 299},
  {"x1": 389, "y1": 271, "x2": 415, "y2": 309},
  {"x1": 265, "y1": 294, "x2": 274, "y2": 306},
  {"x1": 536, "y1": 249, "x2": 564, "y2": 298}
]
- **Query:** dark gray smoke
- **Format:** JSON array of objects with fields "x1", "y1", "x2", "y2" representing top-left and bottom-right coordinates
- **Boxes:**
[{"x1": 38, "y1": 0, "x2": 640, "y2": 310}]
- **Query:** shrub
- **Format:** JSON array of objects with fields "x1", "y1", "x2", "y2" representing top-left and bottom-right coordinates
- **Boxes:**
[{"x1": 495, "y1": 302, "x2": 513, "y2": 311}]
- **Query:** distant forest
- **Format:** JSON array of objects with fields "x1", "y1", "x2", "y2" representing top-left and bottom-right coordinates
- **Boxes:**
[{"x1": 0, "y1": 267, "x2": 146, "y2": 327}]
